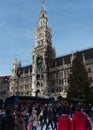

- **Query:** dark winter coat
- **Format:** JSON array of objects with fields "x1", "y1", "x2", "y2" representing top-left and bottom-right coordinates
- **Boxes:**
[
  {"x1": 47, "y1": 108, "x2": 53, "y2": 121},
  {"x1": 14, "y1": 117, "x2": 25, "y2": 130},
  {"x1": 1, "y1": 114, "x2": 14, "y2": 130}
]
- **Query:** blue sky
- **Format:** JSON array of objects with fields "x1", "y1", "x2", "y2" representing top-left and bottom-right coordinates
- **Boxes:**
[{"x1": 0, "y1": 0, "x2": 93, "y2": 76}]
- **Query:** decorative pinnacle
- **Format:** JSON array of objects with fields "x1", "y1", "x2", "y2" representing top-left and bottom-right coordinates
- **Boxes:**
[
  {"x1": 42, "y1": 0, "x2": 45, "y2": 11},
  {"x1": 42, "y1": 0, "x2": 44, "y2": 5}
]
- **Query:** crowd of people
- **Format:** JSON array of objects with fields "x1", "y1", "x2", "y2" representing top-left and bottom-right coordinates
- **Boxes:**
[{"x1": 0, "y1": 101, "x2": 92, "y2": 130}]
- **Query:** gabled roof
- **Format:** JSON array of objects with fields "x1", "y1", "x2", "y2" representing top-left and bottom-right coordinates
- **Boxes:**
[
  {"x1": 0, "y1": 76, "x2": 11, "y2": 80},
  {"x1": 21, "y1": 65, "x2": 32, "y2": 73},
  {"x1": 53, "y1": 48, "x2": 93, "y2": 66}
]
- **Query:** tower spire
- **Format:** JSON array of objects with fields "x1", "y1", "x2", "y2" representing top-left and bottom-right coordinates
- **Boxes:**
[
  {"x1": 41, "y1": 0, "x2": 46, "y2": 16},
  {"x1": 38, "y1": 0, "x2": 48, "y2": 27},
  {"x1": 42, "y1": 0, "x2": 44, "y2": 5},
  {"x1": 42, "y1": 0, "x2": 45, "y2": 10},
  {"x1": 35, "y1": 0, "x2": 52, "y2": 47}
]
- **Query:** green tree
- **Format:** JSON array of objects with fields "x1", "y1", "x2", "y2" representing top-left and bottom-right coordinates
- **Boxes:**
[{"x1": 67, "y1": 55, "x2": 91, "y2": 100}]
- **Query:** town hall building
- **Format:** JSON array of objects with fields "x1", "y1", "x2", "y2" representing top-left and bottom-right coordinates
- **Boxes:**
[{"x1": 9, "y1": 1, "x2": 93, "y2": 99}]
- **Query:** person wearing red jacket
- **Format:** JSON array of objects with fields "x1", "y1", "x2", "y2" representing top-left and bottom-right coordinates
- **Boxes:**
[
  {"x1": 58, "y1": 108, "x2": 71, "y2": 130},
  {"x1": 71, "y1": 105, "x2": 92, "y2": 130}
]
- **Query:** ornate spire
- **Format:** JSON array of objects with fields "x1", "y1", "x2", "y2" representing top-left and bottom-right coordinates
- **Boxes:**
[
  {"x1": 42, "y1": 0, "x2": 45, "y2": 11},
  {"x1": 13, "y1": 54, "x2": 17, "y2": 69},
  {"x1": 42, "y1": 0, "x2": 44, "y2": 4},
  {"x1": 12, "y1": 55, "x2": 17, "y2": 77},
  {"x1": 38, "y1": 0, "x2": 48, "y2": 26}
]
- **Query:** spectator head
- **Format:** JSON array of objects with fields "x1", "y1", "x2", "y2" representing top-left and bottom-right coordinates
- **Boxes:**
[
  {"x1": 16, "y1": 112, "x2": 21, "y2": 118},
  {"x1": 62, "y1": 106, "x2": 68, "y2": 114},
  {"x1": 62, "y1": 109, "x2": 68, "y2": 114},
  {"x1": 75, "y1": 104, "x2": 81, "y2": 111}
]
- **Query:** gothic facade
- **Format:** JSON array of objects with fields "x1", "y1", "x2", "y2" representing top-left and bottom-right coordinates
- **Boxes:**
[{"x1": 9, "y1": 2, "x2": 93, "y2": 99}]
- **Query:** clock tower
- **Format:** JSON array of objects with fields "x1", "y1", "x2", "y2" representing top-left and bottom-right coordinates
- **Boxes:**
[{"x1": 32, "y1": 1, "x2": 56, "y2": 97}]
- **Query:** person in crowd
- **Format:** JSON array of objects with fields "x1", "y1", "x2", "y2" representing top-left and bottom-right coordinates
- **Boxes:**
[
  {"x1": 39, "y1": 106, "x2": 44, "y2": 130},
  {"x1": 14, "y1": 112, "x2": 25, "y2": 130},
  {"x1": 28, "y1": 106, "x2": 38, "y2": 130},
  {"x1": 46, "y1": 106, "x2": 54, "y2": 130},
  {"x1": 43, "y1": 105, "x2": 48, "y2": 127},
  {"x1": 27, "y1": 115, "x2": 33, "y2": 130},
  {"x1": 31, "y1": 106, "x2": 37, "y2": 116},
  {"x1": 1, "y1": 108, "x2": 15, "y2": 130},
  {"x1": 52, "y1": 107, "x2": 57, "y2": 130},
  {"x1": 71, "y1": 104, "x2": 92, "y2": 130},
  {"x1": 58, "y1": 106, "x2": 71, "y2": 130},
  {"x1": 32, "y1": 115, "x2": 38, "y2": 130}
]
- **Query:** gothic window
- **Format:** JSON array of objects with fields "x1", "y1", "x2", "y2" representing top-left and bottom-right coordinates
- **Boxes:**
[
  {"x1": 42, "y1": 13, "x2": 44, "y2": 17},
  {"x1": 52, "y1": 81, "x2": 53, "y2": 86},
  {"x1": 51, "y1": 87, "x2": 55, "y2": 93},
  {"x1": 60, "y1": 71, "x2": 63, "y2": 77},
  {"x1": 37, "y1": 82, "x2": 40, "y2": 86},
  {"x1": 58, "y1": 72, "x2": 61, "y2": 78},
  {"x1": 36, "y1": 74, "x2": 40, "y2": 80},
  {"x1": 52, "y1": 80, "x2": 55, "y2": 86},
  {"x1": 56, "y1": 87, "x2": 59, "y2": 92},
  {"x1": 55, "y1": 80, "x2": 58, "y2": 86},
  {"x1": 24, "y1": 85, "x2": 27, "y2": 90},
  {"x1": 59, "y1": 80, "x2": 61, "y2": 85},
  {"x1": 61, "y1": 79, "x2": 63, "y2": 85},
  {"x1": 41, "y1": 75, "x2": 44, "y2": 79},
  {"x1": 26, "y1": 92, "x2": 28, "y2": 95}
]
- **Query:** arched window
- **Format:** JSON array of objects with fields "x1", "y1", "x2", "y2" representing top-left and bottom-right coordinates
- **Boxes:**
[
  {"x1": 37, "y1": 82, "x2": 40, "y2": 86},
  {"x1": 41, "y1": 75, "x2": 44, "y2": 79},
  {"x1": 36, "y1": 74, "x2": 40, "y2": 80},
  {"x1": 59, "y1": 80, "x2": 61, "y2": 85}
]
